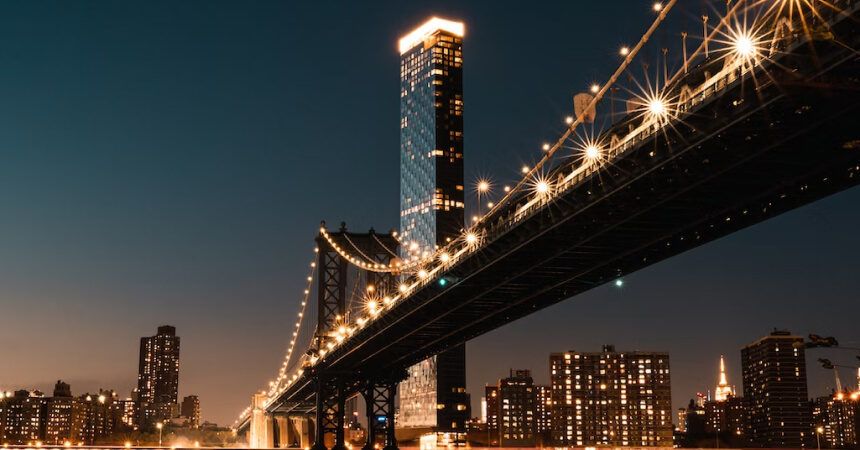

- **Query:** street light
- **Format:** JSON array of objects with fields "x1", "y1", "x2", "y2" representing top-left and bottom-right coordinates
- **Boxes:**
[
  {"x1": 156, "y1": 423, "x2": 163, "y2": 447},
  {"x1": 816, "y1": 426, "x2": 823, "y2": 450}
]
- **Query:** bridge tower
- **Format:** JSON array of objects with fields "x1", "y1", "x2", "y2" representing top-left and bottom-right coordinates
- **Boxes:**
[
  {"x1": 249, "y1": 391, "x2": 274, "y2": 448},
  {"x1": 311, "y1": 222, "x2": 402, "y2": 450}
]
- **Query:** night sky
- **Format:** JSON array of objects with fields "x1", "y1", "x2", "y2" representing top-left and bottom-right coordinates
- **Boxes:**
[{"x1": 1, "y1": 1, "x2": 858, "y2": 428}]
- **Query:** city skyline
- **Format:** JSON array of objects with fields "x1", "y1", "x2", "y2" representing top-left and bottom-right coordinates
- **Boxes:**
[{"x1": 1, "y1": 0, "x2": 859, "y2": 429}]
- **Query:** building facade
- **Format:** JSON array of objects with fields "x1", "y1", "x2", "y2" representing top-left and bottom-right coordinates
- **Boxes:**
[
  {"x1": 180, "y1": 395, "x2": 200, "y2": 428},
  {"x1": 814, "y1": 391, "x2": 859, "y2": 448},
  {"x1": 0, "y1": 383, "x2": 122, "y2": 446},
  {"x1": 703, "y1": 356, "x2": 745, "y2": 440},
  {"x1": 484, "y1": 370, "x2": 537, "y2": 447},
  {"x1": 550, "y1": 345, "x2": 673, "y2": 447},
  {"x1": 397, "y1": 17, "x2": 468, "y2": 441},
  {"x1": 535, "y1": 384, "x2": 552, "y2": 445},
  {"x1": 0, "y1": 390, "x2": 44, "y2": 445},
  {"x1": 137, "y1": 325, "x2": 180, "y2": 428},
  {"x1": 741, "y1": 330, "x2": 813, "y2": 447}
]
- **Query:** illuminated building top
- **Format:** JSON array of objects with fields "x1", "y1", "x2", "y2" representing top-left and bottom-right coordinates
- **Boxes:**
[
  {"x1": 714, "y1": 355, "x2": 734, "y2": 401},
  {"x1": 398, "y1": 17, "x2": 464, "y2": 54}
]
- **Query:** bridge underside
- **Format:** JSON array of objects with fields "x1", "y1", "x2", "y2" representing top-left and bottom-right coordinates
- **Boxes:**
[{"x1": 248, "y1": 5, "x2": 860, "y2": 437}]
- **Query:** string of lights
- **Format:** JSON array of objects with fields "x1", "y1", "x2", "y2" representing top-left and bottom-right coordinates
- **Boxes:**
[{"x1": 234, "y1": 248, "x2": 318, "y2": 424}]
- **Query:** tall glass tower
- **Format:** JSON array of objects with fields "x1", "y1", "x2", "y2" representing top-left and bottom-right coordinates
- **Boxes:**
[
  {"x1": 399, "y1": 17, "x2": 465, "y2": 252},
  {"x1": 398, "y1": 18, "x2": 469, "y2": 440}
]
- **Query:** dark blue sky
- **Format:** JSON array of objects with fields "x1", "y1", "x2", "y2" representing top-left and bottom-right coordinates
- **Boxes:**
[{"x1": 1, "y1": 1, "x2": 858, "y2": 427}]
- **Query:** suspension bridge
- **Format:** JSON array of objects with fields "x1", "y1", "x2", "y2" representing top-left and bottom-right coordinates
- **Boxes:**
[{"x1": 234, "y1": 1, "x2": 860, "y2": 449}]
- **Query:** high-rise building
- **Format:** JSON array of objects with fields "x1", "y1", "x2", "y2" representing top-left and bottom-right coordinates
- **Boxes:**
[
  {"x1": 44, "y1": 381, "x2": 84, "y2": 445},
  {"x1": 78, "y1": 391, "x2": 116, "y2": 445},
  {"x1": 397, "y1": 17, "x2": 468, "y2": 442},
  {"x1": 116, "y1": 398, "x2": 136, "y2": 429},
  {"x1": 137, "y1": 325, "x2": 180, "y2": 428},
  {"x1": 484, "y1": 370, "x2": 536, "y2": 447},
  {"x1": 398, "y1": 17, "x2": 464, "y2": 250},
  {"x1": 484, "y1": 386, "x2": 499, "y2": 446},
  {"x1": 550, "y1": 345, "x2": 673, "y2": 447},
  {"x1": 1, "y1": 390, "x2": 45, "y2": 445},
  {"x1": 181, "y1": 395, "x2": 200, "y2": 428},
  {"x1": 814, "y1": 391, "x2": 860, "y2": 448},
  {"x1": 534, "y1": 384, "x2": 552, "y2": 445},
  {"x1": 704, "y1": 356, "x2": 744, "y2": 440},
  {"x1": 741, "y1": 330, "x2": 813, "y2": 447}
]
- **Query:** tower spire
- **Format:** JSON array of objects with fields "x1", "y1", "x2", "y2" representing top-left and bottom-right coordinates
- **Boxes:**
[{"x1": 715, "y1": 355, "x2": 732, "y2": 401}]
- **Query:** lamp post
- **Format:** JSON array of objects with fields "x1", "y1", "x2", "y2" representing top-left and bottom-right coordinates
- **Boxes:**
[
  {"x1": 817, "y1": 426, "x2": 823, "y2": 450},
  {"x1": 156, "y1": 422, "x2": 163, "y2": 447}
]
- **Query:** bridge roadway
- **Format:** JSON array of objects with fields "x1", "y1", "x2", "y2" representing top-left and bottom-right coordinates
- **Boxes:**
[{"x1": 246, "y1": 2, "x2": 860, "y2": 430}]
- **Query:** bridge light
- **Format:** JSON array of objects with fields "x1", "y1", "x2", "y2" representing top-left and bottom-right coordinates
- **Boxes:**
[
  {"x1": 585, "y1": 145, "x2": 600, "y2": 159},
  {"x1": 653, "y1": 2, "x2": 663, "y2": 11},
  {"x1": 732, "y1": 33, "x2": 756, "y2": 58},
  {"x1": 368, "y1": 300, "x2": 378, "y2": 313},
  {"x1": 399, "y1": 284, "x2": 408, "y2": 292},
  {"x1": 338, "y1": 326, "x2": 346, "y2": 334},
  {"x1": 590, "y1": 84, "x2": 600, "y2": 94},
  {"x1": 466, "y1": 233, "x2": 478, "y2": 245},
  {"x1": 440, "y1": 252, "x2": 450, "y2": 263},
  {"x1": 615, "y1": 279, "x2": 624, "y2": 287},
  {"x1": 565, "y1": 116, "x2": 574, "y2": 124},
  {"x1": 536, "y1": 181, "x2": 549, "y2": 194},
  {"x1": 418, "y1": 270, "x2": 428, "y2": 278},
  {"x1": 542, "y1": 143, "x2": 550, "y2": 151},
  {"x1": 478, "y1": 180, "x2": 490, "y2": 192},
  {"x1": 439, "y1": 278, "x2": 447, "y2": 287},
  {"x1": 522, "y1": 165, "x2": 530, "y2": 174},
  {"x1": 504, "y1": 186, "x2": 511, "y2": 193},
  {"x1": 620, "y1": 46, "x2": 630, "y2": 56},
  {"x1": 648, "y1": 99, "x2": 667, "y2": 117}
]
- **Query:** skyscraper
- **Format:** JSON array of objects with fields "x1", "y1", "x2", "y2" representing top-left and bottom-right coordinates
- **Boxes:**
[
  {"x1": 741, "y1": 330, "x2": 813, "y2": 447},
  {"x1": 137, "y1": 325, "x2": 180, "y2": 429},
  {"x1": 714, "y1": 355, "x2": 734, "y2": 401},
  {"x1": 397, "y1": 17, "x2": 468, "y2": 441},
  {"x1": 399, "y1": 17, "x2": 465, "y2": 251},
  {"x1": 550, "y1": 345, "x2": 673, "y2": 447}
]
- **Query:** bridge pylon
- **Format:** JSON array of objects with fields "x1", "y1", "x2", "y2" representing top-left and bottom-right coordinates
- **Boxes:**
[
  {"x1": 310, "y1": 222, "x2": 401, "y2": 450},
  {"x1": 361, "y1": 369, "x2": 408, "y2": 450}
]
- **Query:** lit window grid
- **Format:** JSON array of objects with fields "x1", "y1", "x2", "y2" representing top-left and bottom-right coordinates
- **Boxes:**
[{"x1": 549, "y1": 350, "x2": 672, "y2": 447}]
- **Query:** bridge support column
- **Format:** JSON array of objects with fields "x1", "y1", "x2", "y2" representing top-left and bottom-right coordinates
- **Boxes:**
[
  {"x1": 273, "y1": 415, "x2": 290, "y2": 448},
  {"x1": 361, "y1": 375, "x2": 402, "y2": 450},
  {"x1": 311, "y1": 376, "x2": 348, "y2": 450},
  {"x1": 287, "y1": 416, "x2": 312, "y2": 448},
  {"x1": 249, "y1": 391, "x2": 275, "y2": 449}
]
